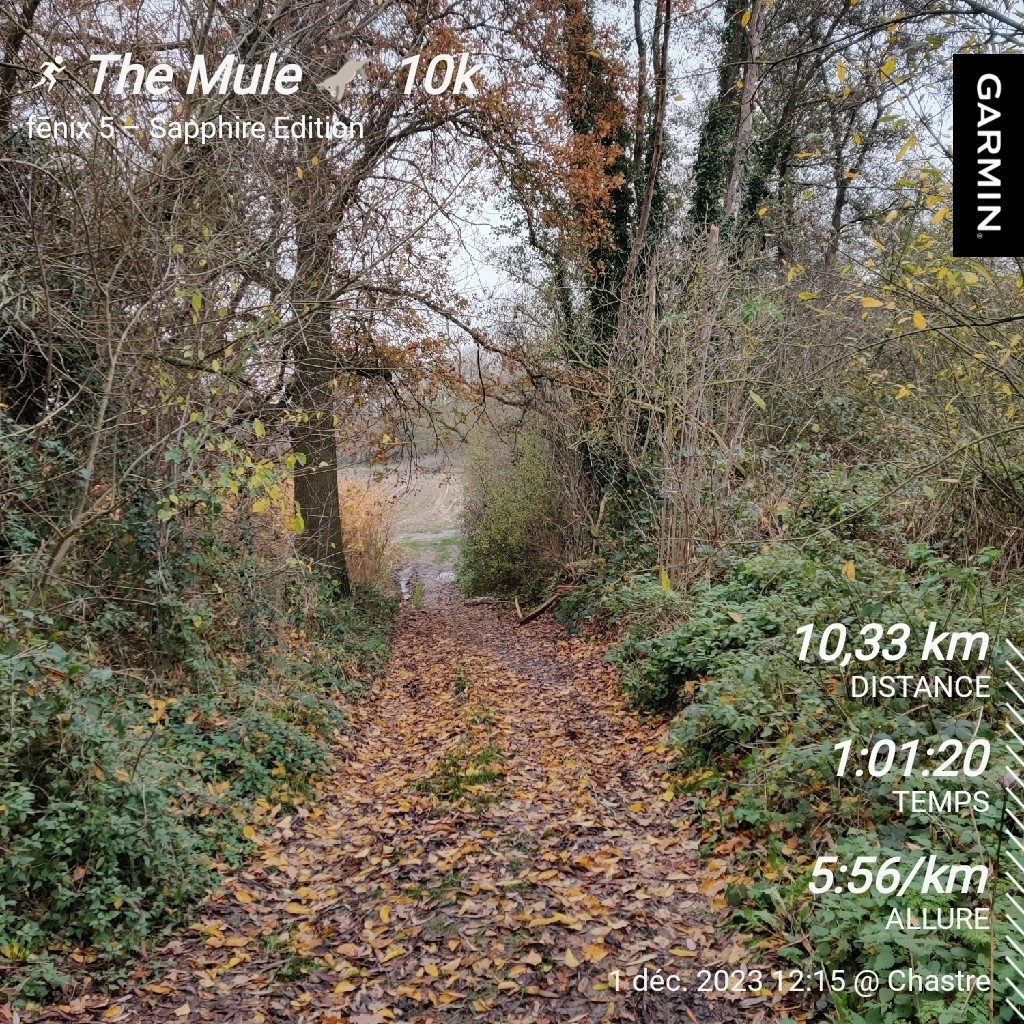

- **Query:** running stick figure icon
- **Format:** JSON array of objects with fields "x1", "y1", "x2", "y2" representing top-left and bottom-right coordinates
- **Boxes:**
[{"x1": 33, "y1": 56, "x2": 66, "y2": 91}]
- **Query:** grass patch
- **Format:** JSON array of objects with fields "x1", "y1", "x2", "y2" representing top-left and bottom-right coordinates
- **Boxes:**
[
  {"x1": 397, "y1": 534, "x2": 461, "y2": 564},
  {"x1": 416, "y1": 744, "x2": 505, "y2": 806}
]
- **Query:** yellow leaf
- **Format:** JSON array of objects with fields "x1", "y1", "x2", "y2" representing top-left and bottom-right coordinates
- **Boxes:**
[
  {"x1": 797, "y1": 291, "x2": 816, "y2": 300},
  {"x1": 659, "y1": 567, "x2": 671, "y2": 591},
  {"x1": 173, "y1": 1004, "x2": 191, "y2": 1018},
  {"x1": 756, "y1": 206, "x2": 767, "y2": 216},
  {"x1": 233, "y1": 888, "x2": 254, "y2": 903},
  {"x1": 962, "y1": 271, "x2": 979, "y2": 284},
  {"x1": 661, "y1": 787, "x2": 675, "y2": 802},
  {"x1": 380, "y1": 944, "x2": 406, "y2": 963},
  {"x1": 295, "y1": 166, "x2": 304, "y2": 179},
  {"x1": 103, "y1": 1006, "x2": 124, "y2": 1020},
  {"x1": 727, "y1": 610, "x2": 743, "y2": 623},
  {"x1": 931, "y1": 206, "x2": 950, "y2": 224},
  {"x1": 880, "y1": 56, "x2": 895, "y2": 78},
  {"x1": 333, "y1": 980, "x2": 357, "y2": 993},
  {"x1": 894, "y1": 132, "x2": 916, "y2": 161},
  {"x1": 252, "y1": 418, "x2": 266, "y2": 438},
  {"x1": 836, "y1": 61, "x2": 847, "y2": 82},
  {"x1": 749, "y1": 390, "x2": 766, "y2": 411},
  {"x1": 740, "y1": 8, "x2": 751, "y2": 24},
  {"x1": 860, "y1": 296, "x2": 884, "y2": 308},
  {"x1": 223, "y1": 935, "x2": 249, "y2": 947},
  {"x1": 564, "y1": 948, "x2": 580, "y2": 968},
  {"x1": 379, "y1": 905, "x2": 391, "y2": 924},
  {"x1": 912, "y1": 310, "x2": 927, "y2": 330},
  {"x1": 252, "y1": 498, "x2": 269, "y2": 514},
  {"x1": 424, "y1": 963, "x2": 439, "y2": 977},
  {"x1": 242, "y1": 824, "x2": 256, "y2": 840},
  {"x1": 284, "y1": 902, "x2": 305, "y2": 915},
  {"x1": 842, "y1": 560, "x2": 856, "y2": 581}
]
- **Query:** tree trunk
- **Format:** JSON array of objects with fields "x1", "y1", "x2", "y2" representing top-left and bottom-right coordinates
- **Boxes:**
[
  {"x1": 291, "y1": 391, "x2": 350, "y2": 590},
  {"x1": 616, "y1": 0, "x2": 672, "y2": 334},
  {"x1": 289, "y1": 145, "x2": 351, "y2": 594},
  {"x1": 689, "y1": 0, "x2": 747, "y2": 227},
  {"x1": 824, "y1": 145, "x2": 848, "y2": 273},
  {"x1": 723, "y1": 0, "x2": 764, "y2": 224},
  {"x1": 0, "y1": 0, "x2": 42, "y2": 136},
  {"x1": 825, "y1": 103, "x2": 881, "y2": 273}
]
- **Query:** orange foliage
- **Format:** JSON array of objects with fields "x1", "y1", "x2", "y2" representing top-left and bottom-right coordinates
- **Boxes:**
[
  {"x1": 338, "y1": 480, "x2": 401, "y2": 590},
  {"x1": 252, "y1": 477, "x2": 399, "y2": 591}
]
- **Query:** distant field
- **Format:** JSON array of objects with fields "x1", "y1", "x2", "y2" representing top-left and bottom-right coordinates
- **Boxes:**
[{"x1": 339, "y1": 462, "x2": 463, "y2": 550}]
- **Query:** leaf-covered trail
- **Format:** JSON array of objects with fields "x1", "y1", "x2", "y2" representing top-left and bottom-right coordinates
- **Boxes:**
[{"x1": 45, "y1": 592, "x2": 761, "y2": 1024}]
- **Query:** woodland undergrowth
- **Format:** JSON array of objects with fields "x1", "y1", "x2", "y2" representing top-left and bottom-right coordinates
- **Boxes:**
[{"x1": 1, "y1": 491, "x2": 394, "y2": 1001}]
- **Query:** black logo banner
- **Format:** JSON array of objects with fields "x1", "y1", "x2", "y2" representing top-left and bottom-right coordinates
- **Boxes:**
[{"x1": 953, "y1": 54, "x2": 1024, "y2": 258}]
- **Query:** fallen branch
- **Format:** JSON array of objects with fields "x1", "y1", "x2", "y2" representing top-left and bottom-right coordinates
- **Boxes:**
[{"x1": 515, "y1": 587, "x2": 577, "y2": 626}]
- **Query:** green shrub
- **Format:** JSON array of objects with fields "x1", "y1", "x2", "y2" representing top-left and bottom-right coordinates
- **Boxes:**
[
  {"x1": 0, "y1": 570, "x2": 394, "y2": 1002},
  {"x1": 596, "y1": 535, "x2": 1022, "y2": 1024},
  {"x1": 0, "y1": 627, "x2": 208, "y2": 958},
  {"x1": 457, "y1": 430, "x2": 562, "y2": 601}
]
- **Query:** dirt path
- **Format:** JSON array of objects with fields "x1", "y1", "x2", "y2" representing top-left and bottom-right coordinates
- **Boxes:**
[
  {"x1": 389, "y1": 471, "x2": 462, "y2": 602},
  {"x1": 38, "y1": 591, "x2": 775, "y2": 1024}
]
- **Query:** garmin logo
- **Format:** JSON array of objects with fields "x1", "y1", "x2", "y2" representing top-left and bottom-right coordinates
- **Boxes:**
[
  {"x1": 953, "y1": 54, "x2": 1023, "y2": 257},
  {"x1": 89, "y1": 51, "x2": 303, "y2": 96},
  {"x1": 975, "y1": 73, "x2": 1001, "y2": 234}
]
